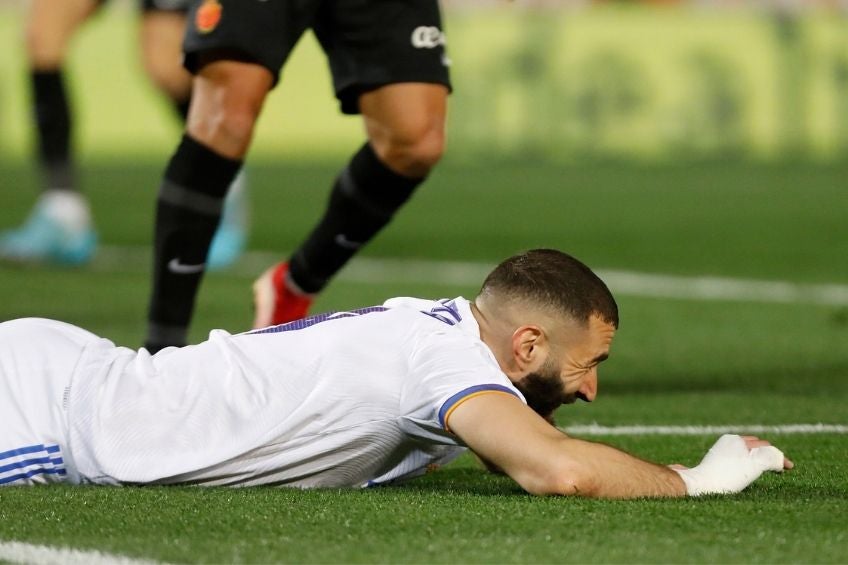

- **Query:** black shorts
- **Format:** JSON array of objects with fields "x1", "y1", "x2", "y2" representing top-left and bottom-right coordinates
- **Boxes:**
[
  {"x1": 95, "y1": 1, "x2": 190, "y2": 15},
  {"x1": 140, "y1": 0, "x2": 192, "y2": 12},
  {"x1": 183, "y1": 0, "x2": 451, "y2": 114}
]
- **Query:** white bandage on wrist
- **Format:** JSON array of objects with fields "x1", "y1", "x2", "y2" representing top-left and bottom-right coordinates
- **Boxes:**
[{"x1": 674, "y1": 434, "x2": 785, "y2": 496}]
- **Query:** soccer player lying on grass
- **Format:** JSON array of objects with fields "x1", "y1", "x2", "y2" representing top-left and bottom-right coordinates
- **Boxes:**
[{"x1": 0, "y1": 249, "x2": 792, "y2": 495}]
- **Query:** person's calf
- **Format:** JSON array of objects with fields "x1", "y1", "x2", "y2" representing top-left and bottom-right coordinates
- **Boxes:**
[
  {"x1": 287, "y1": 143, "x2": 426, "y2": 294},
  {"x1": 145, "y1": 135, "x2": 242, "y2": 351}
]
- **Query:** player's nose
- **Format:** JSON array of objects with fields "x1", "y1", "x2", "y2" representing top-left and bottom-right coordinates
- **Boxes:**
[{"x1": 578, "y1": 370, "x2": 598, "y2": 403}]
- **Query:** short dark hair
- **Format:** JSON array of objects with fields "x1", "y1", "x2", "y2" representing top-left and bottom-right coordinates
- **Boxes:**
[{"x1": 479, "y1": 249, "x2": 619, "y2": 328}]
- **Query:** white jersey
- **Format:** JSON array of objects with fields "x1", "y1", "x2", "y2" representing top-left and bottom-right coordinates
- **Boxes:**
[
  {"x1": 2, "y1": 297, "x2": 524, "y2": 488},
  {"x1": 0, "y1": 318, "x2": 99, "y2": 486}
]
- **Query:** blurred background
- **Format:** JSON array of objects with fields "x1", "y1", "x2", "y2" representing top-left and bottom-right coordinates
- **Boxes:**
[
  {"x1": 1, "y1": 6, "x2": 846, "y2": 558},
  {"x1": 2, "y1": 0, "x2": 848, "y2": 161},
  {"x1": 0, "y1": 0, "x2": 845, "y2": 352}
]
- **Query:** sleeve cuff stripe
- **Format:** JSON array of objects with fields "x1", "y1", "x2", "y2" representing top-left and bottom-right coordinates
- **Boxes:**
[{"x1": 438, "y1": 384, "x2": 520, "y2": 432}]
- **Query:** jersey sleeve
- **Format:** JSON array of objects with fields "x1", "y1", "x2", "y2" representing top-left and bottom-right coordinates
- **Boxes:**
[{"x1": 398, "y1": 332, "x2": 524, "y2": 445}]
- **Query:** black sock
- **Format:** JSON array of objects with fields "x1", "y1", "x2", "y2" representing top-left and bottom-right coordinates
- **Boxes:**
[
  {"x1": 145, "y1": 135, "x2": 242, "y2": 352},
  {"x1": 289, "y1": 143, "x2": 424, "y2": 293},
  {"x1": 173, "y1": 98, "x2": 191, "y2": 123},
  {"x1": 31, "y1": 69, "x2": 74, "y2": 190}
]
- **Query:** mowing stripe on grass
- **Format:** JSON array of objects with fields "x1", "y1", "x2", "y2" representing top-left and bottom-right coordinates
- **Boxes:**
[
  {"x1": 0, "y1": 540, "x2": 162, "y2": 565},
  {"x1": 96, "y1": 246, "x2": 848, "y2": 306},
  {"x1": 564, "y1": 423, "x2": 848, "y2": 435}
]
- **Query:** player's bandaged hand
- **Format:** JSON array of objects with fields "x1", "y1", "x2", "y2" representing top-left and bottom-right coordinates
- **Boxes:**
[{"x1": 673, "y1": 434, "x2": 792, "y2": 496}]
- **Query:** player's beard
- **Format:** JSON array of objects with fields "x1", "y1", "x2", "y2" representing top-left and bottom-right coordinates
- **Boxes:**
[{"x1": 514, "y1": 356, "x2": 578, "y2": 418}]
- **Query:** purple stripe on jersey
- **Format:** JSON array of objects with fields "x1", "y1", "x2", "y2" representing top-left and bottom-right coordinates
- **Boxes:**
[
  {"x1": 419, "y1": 299, "x2": 462, "y2": 326},
  {"x1": 438, "y1": 384, "x2": 520, "y2": 429},
  {"x1": 249, "y1": 306, "x2": 389, "y2": 334}
]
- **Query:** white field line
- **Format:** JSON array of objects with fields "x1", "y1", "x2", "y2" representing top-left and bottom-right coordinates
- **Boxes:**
[
  {"x1": 0, "y1": 540, "x2": 163, "y2": 565},
  {"x1": 96, "y1": 245, "x2": 848, "y2": 306},
  {"x1": 563, "y1": 423, "x2": 848, "y2": 436}
]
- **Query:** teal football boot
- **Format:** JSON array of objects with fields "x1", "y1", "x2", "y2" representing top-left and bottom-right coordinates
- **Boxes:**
[
  {"x1": 207, "y1": 169, "x2": 249, "y2": 270},
  {"x1": 0, "y1": 193, "x2": 97, "y2": 265}
]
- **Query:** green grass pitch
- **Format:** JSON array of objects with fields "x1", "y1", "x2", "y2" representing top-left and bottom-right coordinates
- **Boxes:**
[
  {"x1": 1, "y1": 5, "x2": 847, "y2": 563},
  {"x1": 1, "y1": 156, "x2": 846, "y2": 563}
]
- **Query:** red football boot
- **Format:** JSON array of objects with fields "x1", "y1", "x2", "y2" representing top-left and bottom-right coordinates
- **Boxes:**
[{"x1": 252, "y1": 262, "x2": 314, "y2": 328}]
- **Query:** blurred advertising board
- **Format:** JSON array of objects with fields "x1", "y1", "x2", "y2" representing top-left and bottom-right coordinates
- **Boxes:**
[
  {"x1": 446, "y1": 1, "x2": 848, "y2": 161},
  {"x1": 0, "y1": 1, "x2": 845, "y2": 161}
]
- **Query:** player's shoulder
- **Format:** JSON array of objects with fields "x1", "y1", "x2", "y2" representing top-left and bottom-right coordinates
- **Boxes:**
[
  {"x1": 383, "y1": 296, "x2": 470, "y2": 324},
  {"x1": 382, "y1": 296, "x2": 447, "y2": 310},
  {"x1": 383, "y1": 296, "x2": 480, "y2": 341}
]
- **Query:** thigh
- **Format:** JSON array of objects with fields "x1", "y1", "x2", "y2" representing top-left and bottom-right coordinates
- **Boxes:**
[
  {"x1": 314, "y1": 0, "x2": 452, "y2": 115},
  {"x1": 139, "y1": 9, "x2": 192, "y2": 98},
  {"x1": 0, "y1": 319, "x2": 98, "y2": 486},
  {"x1": 182, "y1": 0, "x2": 317, "y2": 86},
  {"x1": 140, "y1": 9, "x2": 189, "y2": 64}
]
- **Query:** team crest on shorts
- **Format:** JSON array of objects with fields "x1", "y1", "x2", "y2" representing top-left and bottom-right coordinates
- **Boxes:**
[{"x1": 196, "y1": 0, "x2": 222, "y2": 34}]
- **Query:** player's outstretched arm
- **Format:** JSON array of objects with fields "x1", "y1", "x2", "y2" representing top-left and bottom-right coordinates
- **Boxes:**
[{"x1": 447, "y1": 393, "x2": 791, "y2": 498}]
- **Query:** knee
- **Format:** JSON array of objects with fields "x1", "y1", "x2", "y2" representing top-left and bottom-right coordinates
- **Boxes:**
[
  {"x1": 25, "y1": 0, "x2": 98, "y2": 69},
  {"x1": 186, "y1": 64, "x2": 270, "y2": 159},
  {"x1": 371, "y1": 121, "x2": 446, "y2": 178},
  {"x1": 188, "y1": 104, "x2": 259, "y2": 159},
  {"x1": 26, "y1": 23, "x2": 65, "y2": 68}
]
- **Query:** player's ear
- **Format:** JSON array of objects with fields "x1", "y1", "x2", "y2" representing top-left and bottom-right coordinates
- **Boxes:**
[{"x1": 511, "y1": 325, "x2": 544, "y2": 369}]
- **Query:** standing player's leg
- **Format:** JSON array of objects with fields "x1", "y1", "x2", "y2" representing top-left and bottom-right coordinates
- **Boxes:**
[
  {"x1": 252, "y1": 84, "x2": 447, "y2": 328},
  {"x1": 251, "y1": 0, "x2": 451, "y2": 328},
  {"x1": 0, "y1": 0, "x2": 99, "y2": 265},
  {"x1": 139, "y1": 2, "x2": 249, "y2": 270},
  {"x1": 143, "y1": 0, "x2": 308, "y2": 351},
  {"x1": 139, "y1": 6, "x2": 193, "y2": 119},
  {"x1": 144, "y1": 59, "x2": 272, "y2": 352}
]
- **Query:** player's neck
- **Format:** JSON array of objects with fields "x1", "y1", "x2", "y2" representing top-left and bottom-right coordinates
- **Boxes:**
[{"x1": 470, "y1": 299, "x2": 521, "y2": 382}]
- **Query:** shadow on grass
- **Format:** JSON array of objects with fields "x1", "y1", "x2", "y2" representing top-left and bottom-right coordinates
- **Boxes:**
[{"x1": 381, "y1": 468, "x2": 527, "y2": 497}]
